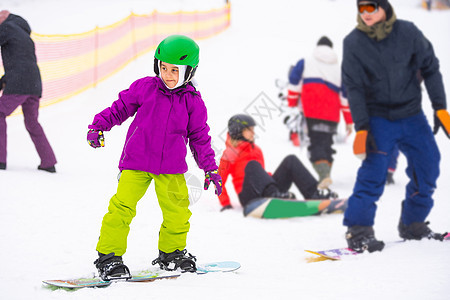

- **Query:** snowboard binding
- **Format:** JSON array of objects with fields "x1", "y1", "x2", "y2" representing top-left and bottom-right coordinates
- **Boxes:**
[
  {"x1": 94, "y1": 252, "x2": 131, "y2": 281},
  {"x1": 152, "y1": 249, "x2": 197, "y2": 273}
]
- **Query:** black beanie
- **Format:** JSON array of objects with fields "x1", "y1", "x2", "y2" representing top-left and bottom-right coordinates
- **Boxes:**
[{"x1": 317, "y1": 36, "x2": 333, "y2": 48}]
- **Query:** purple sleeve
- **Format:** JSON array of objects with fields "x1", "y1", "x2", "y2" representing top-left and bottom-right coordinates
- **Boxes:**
[
  {"x1": 187, "y1": 95, "x2": 218, "y2": 172},
  {"x1": 88, "y1": 80, "x2": 143, "y2": 131}
]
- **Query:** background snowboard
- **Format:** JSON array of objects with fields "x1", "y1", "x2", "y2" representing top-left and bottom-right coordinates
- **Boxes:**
[
  {"x1": 305, "y1": 233, "x2": 450, "y2": 262},
  {"x1": 243, "y1": 197, "x2": 347, "y2": 218},
  {"x1": 43, "y1": 261, "x2": 241, "y2": 289}
]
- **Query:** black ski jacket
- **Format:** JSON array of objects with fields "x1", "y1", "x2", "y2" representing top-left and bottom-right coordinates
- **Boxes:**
[
  {"x1": 342, "y1": 19, "x2": 446, "y2": 131},
  {"x1": 0, "y1": 14, "x2": 42, "y2": 97}
]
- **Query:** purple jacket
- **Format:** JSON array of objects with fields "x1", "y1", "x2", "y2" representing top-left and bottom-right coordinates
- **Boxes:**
[{"x1": 89, "y1": 76, "x2": 218, "y2": 174}]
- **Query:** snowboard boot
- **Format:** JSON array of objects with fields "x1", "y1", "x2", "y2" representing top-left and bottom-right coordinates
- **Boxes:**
[
  {"x1": 263, "y1": 183, "x2": 296, "y2": 199},
  {"x1": 310, "y1": 188, "x2": 338, "y2": 200},
  {"x1": 272, "y1": 191, "x2": 296, "y2": 199},
  {"x1": 0, "y1": 162, "x2": 5, "y2": 170},
  {"x1": 94, "y1": 252, "x2": 131, "y2": 281},
  {"x1": 313, "y1": 160, "x2": 332, "y2": 189},
  {"x1": 398, "y1": 221, "x2": 447, "y2": 241},
  {"x1": 152, "y1": 249, "x2": 197, "y2": 273},
  {"x1": 398, "y1": 200, "x2": 447, "y2": 241},
  {"x1": 345, "y1": 226, "x2": 385, "y2": 253}
]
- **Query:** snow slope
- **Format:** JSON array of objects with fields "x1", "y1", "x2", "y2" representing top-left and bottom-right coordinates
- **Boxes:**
[{"x1": 1, "y1": 0, "x2": 449, "y2": 299}]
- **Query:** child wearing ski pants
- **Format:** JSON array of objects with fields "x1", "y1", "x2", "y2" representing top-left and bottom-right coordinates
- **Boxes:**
[{"x1": 87, "y1": 35, "x2": 222, "y2": 280}]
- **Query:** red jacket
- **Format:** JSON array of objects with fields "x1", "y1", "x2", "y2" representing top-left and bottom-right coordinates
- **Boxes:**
[{"x1": 218, "y1": 136, "x2": 264, "y2": 207}]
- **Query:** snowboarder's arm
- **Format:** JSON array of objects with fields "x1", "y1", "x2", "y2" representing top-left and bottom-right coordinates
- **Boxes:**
[
  {"x1": 342, "y1": 44, "x2": 369, "y2": 131},
  {"x1": 288, "y1": 59, "x2": 305, "y2": 85},
  {"x1": 340, "y1": 82, "x2": 353, "y2": 125},
  {"x1": 287, "y1": 59, "x2": 305, "y2": 107},
  {"x1": 415, "y1": 28, "x2": 446, "y2": 111},
  {"x1": 187, "y1": 96, "x2": 218, "y2": 172},
  {"x1": 88, "y1": 80, "x2": 143, "y2": 131}
]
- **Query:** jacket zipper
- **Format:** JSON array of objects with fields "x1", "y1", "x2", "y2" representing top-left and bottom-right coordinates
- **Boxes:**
[{"x1": 159, "y1": 94, "x2": 174, "y2": 172}]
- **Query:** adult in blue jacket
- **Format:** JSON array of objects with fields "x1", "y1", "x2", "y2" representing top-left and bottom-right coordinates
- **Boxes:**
[{"x1": 342, "y1": 0, "x2": 450, "y2": 253}]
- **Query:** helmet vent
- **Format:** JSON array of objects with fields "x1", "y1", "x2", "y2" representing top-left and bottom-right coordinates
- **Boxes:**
[
  {"x1": 158, "y1": 48, "x2": 160, "y2": 54},
  {"x1": 180, "y1": 55, "x2": 187, "y2": 61}
]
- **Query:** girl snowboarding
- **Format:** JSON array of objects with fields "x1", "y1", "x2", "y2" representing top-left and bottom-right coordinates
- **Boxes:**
[{"x1": 87, "y1": 35, "x2": 222, "y2": 280}]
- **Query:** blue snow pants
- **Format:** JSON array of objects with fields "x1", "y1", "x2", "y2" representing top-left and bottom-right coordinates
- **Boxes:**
[
  {"x1": 344, "y1": 112, "x2": 440, "y2": 227},
  {"x1": 388, "y1": 144, "x2": 400, "y2": 172}
]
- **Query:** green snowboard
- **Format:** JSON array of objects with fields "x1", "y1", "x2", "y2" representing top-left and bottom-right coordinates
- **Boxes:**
[{"x1": 243, "y1": 198, "x2": 348, "y2": 219}]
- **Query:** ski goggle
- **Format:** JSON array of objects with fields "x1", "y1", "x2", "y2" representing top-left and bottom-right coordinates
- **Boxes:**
[{"x1": 358, "y1": 2, "x2": 379, "y2": 15}]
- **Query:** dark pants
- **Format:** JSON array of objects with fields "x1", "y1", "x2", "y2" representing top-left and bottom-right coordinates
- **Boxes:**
[
  {"x1": 388, "y1": 144, "x2": 400, "y2": 171},
  {"x1": 306, "y1": 119, "x2": 337, "y2": 163},
  {"x1": 238, "y1": 155, "x2": 318, "y2": 207},
  {"x1": 344, "y1": 112, "x2": 439, "y2": 227},
  {"x1": 0, "y1": 94, "x2": 57, "y2": 167}
]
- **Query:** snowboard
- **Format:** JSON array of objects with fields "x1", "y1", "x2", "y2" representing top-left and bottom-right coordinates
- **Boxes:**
[
  {"x1": 305, "y1": 248, "x2": 358, "y2": 262},
  {"x1": 43, "y1": 261, "x2": 241, "y2": 289},
  {"x1": 243, "y1": 197, "x2": 348, "y2": 219},
  {"x1": 305, "y1": 232, "x2": 450, "y2": 263}
]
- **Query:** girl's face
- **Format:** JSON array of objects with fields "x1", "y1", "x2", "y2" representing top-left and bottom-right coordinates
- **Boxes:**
[
  {"x1": 160, "y1": 62, "x2": 179, "y2": 88},
  {"x1": 242, "y1": 126, "x2": 255, "y2": 142}
]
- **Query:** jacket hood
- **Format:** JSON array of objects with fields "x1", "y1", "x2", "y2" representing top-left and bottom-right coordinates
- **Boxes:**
[
  {"x1": 313, "y1": 45, "x2": 338, "y2": 64},
  {"x1": 0, "y1": 10, "x2": 10, "y2": 25},
  {"x1": 356, "y1": 7, "x2": 397, "y2": 41}
]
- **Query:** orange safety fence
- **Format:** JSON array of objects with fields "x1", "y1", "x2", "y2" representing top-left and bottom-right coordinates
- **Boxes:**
[{"x1": 1, "y1": 3, "x2": 231, "y2": 115}]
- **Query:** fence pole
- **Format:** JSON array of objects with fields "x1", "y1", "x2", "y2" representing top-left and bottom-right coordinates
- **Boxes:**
[
  {"x1": 130, "y1": 12, "x2": 138, "y2": 59},
  {"x1": 94, "y1": 25, "x2": 99, "y2": 88}
]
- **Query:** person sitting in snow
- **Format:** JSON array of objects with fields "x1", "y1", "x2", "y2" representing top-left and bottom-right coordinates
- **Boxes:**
[
  {"x1": 287, "y1": 36, "x2": 353, "y2": 189},
  {"x1": 342, "y1": 0, "x2": 449, "y2": 253},
  {"x1": 218, "y1": 114, "x2": 338, "y2": 212},
  {"x1": 86, "y1": 35, "x2": 222, "y2": 280}
]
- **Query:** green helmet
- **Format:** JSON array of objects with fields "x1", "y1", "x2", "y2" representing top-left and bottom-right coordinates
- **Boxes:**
[
  {"x1": 155, "y1": 35, "x2": 199, "y2": 68},
  {"x1": 154, "y1": 35, "x2": 199, "y2": 84}
]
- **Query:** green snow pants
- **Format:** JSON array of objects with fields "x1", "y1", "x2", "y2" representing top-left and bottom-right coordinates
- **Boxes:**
[{"x1": 96, "y1": 170, "x2": 191, "y2": 256}]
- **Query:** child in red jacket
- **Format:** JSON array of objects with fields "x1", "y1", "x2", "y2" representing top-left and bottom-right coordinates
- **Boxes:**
[{"x1": 218, "y1": 114, "x2": 337, "y2": 211}]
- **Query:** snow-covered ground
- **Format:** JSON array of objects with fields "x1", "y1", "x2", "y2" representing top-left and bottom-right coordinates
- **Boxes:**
[{"x1": 1, "y1": 0, "x2": 449, "y2": 299}]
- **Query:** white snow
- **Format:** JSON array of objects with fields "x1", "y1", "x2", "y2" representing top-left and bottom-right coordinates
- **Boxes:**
[{"x1": 1, "y1": 0, "x2": 449, "y2": 299}]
